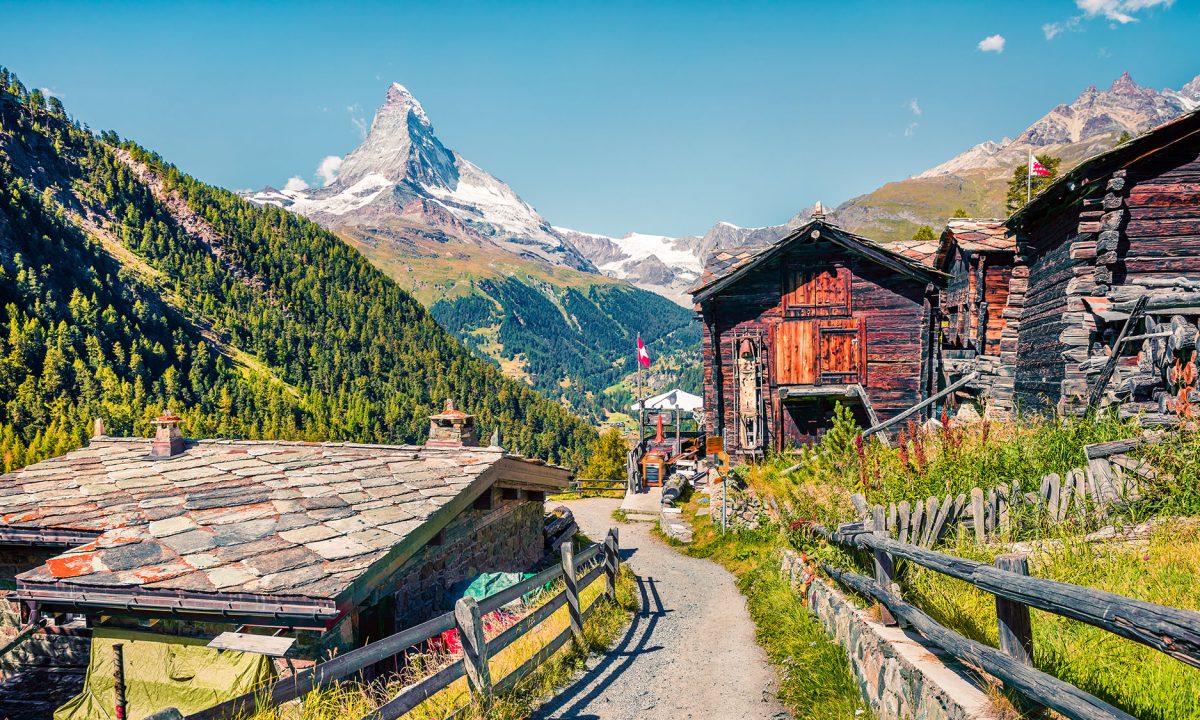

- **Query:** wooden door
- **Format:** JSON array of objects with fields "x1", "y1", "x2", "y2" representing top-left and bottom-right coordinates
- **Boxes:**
[
  {"x1": 783, "y1": 265, "x2": 851, "y2": 318},
  {"x1": 818, "y1": 321, "x2": 863, "y2": 384}
]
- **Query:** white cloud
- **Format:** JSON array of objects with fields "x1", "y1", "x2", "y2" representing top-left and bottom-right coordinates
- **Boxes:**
[
  {"x1": 1077, "y1": 0, "x2": 1173, "y2": 23},
  {"x1": 346, "y1": 103, "x2": 369, "y2": 139},
  {"x1": 40, "y1": 87, "x2": 63, "y2": 99},
  {"x1": 907, "y1": 98, "x2": 922, "y2": 116},
  {"x1": 316, "y1": 155, "x2": 342, "y2": 186},
  {"x1": 977, "y1": 34, "x2": 1006, "y2": 52},
  {"x1": 904, "y1": 122, "x2": 919, "y2": 138},
  {"x1": 283, "y1": 176, "x2": 310, "y2": 193},
  {"x1": 1047, "y1": 0, "x2": 1172, "y2": 38}
]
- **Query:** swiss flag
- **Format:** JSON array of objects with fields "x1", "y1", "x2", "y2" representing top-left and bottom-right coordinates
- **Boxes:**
[
  {"x1": 637, "y1": 334, "x2": 651, "y2": 369},
  {"x1": 1031, "y1": 158, "x2": 1051, "y2": 177}
]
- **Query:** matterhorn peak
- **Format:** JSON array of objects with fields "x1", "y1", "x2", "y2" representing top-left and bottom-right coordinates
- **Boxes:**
[{"x1": 384, "y1": 82, "x2": 431, "y2": 125}]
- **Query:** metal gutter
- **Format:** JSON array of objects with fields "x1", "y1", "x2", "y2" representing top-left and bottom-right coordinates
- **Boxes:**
[
  {"x1": 13, "y1": 582, "x2": 340, "y2": 630},
  {"x1": 0, "y1": 528, "x2": 101, "y2": 547}
]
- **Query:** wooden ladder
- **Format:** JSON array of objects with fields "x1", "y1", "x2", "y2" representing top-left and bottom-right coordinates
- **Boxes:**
[{"x1": 1086, "y1": 295, "x2": 1148, "y2": 412}]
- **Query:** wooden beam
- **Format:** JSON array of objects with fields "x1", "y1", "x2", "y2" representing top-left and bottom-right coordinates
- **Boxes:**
[
  {"x1": 862, "y1": 372, "x2": 979, "y2": 438},
  {"x1": 1087, "y1": 295, "x2": 1148, "y2": 412}
]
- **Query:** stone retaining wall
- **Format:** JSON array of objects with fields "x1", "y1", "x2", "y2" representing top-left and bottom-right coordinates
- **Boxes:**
[{"x1": 780, "y1": 551, "x2": 1000, "y2": 720}]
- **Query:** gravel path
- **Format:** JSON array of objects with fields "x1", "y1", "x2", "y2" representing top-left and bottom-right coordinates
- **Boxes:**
[{"x1": 532, "y1": 498, "x2": 788, "y2": 720}]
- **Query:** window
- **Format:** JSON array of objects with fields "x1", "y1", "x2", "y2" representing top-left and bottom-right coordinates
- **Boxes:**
[{"x1": 783, "y1": 265, "x2": 851, "y2": 318}]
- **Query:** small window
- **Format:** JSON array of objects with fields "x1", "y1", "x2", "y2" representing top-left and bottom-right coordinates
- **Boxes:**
[{"x1": 783, "y1": 265, "x2": 851, "y2": 318}]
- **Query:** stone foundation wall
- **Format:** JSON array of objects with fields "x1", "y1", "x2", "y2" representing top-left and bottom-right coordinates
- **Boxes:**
[
  {"x1": 705, "y1": 478, "x2": 766, "y2": 530},
  {"x1": 0, "y1": 545, "x2": 92, "y2": 678},
  {"x1": 390, "y1": 491, "x2": 544, "y2": 628},
  {"x1": 780, "y1": 551, "x2": 998, "y2": 720}
]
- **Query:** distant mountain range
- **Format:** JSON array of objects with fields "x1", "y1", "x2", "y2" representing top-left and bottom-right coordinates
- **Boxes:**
[{"x1": 568, "y1": 71, "x2": 1200, "y2": 303}]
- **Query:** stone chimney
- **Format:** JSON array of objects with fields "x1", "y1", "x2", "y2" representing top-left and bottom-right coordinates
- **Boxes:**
[
  {"x1": 150, "y1": 411, "x2": 186, "y2": 459},
  {"x1": 426, "y1": 399, "x2": 479, "y2": 448}
]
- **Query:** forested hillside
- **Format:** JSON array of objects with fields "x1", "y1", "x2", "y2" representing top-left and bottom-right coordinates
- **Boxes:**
[
  {"x1": 430, "y1": 278, "x2": 699, "y2": 417},
  {"x1": 0, "y1": 67, "x2": 595, "y2": 470}
]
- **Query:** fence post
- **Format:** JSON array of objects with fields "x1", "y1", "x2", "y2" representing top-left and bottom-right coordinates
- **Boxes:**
[
  {"x1": 870, "y1": 505, "x2": 898, "y2": 627},
  {"x1": 605, "y1": 528, "x2": 620, "y2": 600},
  {"x1": 561, "y1": 542, "x2": 585, "y2": 646},
  {"x1": 113, "y1": 642, "x2": 127, "y2": 720},
  {"x1": 455, "y1": 596, "x2": 493, "y2": 708},
  {"x1": 994, "y1": 554, "x2": 1034, "y2": 664}
]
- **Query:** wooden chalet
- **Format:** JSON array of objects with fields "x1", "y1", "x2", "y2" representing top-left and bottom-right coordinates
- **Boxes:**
[
  {"x1": 690, "y1": 215, "x2": 947, "y2": 456},
  {"x1": 997, "y1": 108, "x2": 1200, "y2": 420},
  {"x1": 934, "y1": 219, "x2": 1021, "y2": 418}
]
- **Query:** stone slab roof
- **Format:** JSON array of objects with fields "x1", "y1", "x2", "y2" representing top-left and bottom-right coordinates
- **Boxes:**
[
  {"x1": 888, "y1": 240, "x2": 941, "y2": 267},
  {"x1": 691, "y1": 245, "x2": 771, "y2": 294},
  {"x1": 1, "y1": 437, "x2": 567, "y2": 621},
  {"x1": 942, "y1": 219, "x2": 1014, "y2": 254}
]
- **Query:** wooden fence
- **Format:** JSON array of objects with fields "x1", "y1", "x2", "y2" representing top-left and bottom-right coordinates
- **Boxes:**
[
  {"x1": 814, "y1": 517, "x2": 1200, "y2": 720},
  {"x1": 187, "y1": 528, "x2": 622, "y2": 720},
  {"x1": 847, "y1": 433, "x2": 1169, "y2": 548},
  {"x1": 565, "y1": 479, "x2": 626, "y2": 496}
]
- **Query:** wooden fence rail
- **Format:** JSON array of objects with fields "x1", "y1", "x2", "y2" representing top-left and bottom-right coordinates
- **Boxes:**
[
  {"x1": 813, "y1": 521, "x2": 1200, "y2": 718},
  {"x1": 187, "y1": 528, "x2": 621, "y2": 720}
]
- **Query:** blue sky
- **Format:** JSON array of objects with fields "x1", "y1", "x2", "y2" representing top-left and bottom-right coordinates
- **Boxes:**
[{"x1": 2, "y1": 0, "x2": 1196, "y2": 236}]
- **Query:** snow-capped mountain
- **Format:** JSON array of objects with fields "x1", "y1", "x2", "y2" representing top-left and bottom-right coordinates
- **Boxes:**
[
  {"x1": 247, "y1": 83, "x2": 594, "y2": 271},
  {"x1": 917, "y1": 72, "x2": 1200, "y2": 179}
]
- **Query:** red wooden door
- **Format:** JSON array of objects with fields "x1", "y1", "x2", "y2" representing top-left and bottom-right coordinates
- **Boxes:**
[{"x1": 817, "y1": 321, "x2": 863, "y2": 384}]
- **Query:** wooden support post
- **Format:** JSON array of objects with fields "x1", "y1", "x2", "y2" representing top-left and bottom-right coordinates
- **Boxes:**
[
  {"x1": 994, "y1": 554, "x2": 1034, "y2": 665},
  {"x1": 871, "y1": 506, "x2": 898, "y2": 627},
  {"x1": 454, "y1": 596, "x2": 493, "y2": 707},
  {"x1": 113, "y1": 642, "x2": 128, "y2": 720},
  {"x1": 604, "y1": 528, "x2": 620, "y2": 600},
  {"x1": 561, "y1": 542, "x2": 584, "y2": 646}
]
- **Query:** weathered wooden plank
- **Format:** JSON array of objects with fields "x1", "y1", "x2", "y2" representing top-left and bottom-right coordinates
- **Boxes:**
[
  {"x1": 910, "y1": 504, "x2": 924, "y2": 547},
  {"x1": 994, "y1": 554, "x2": 1035, "y2": 666},
  {"x1": 847, "y1": 535, "x2": 1200, "y2": 670},
  {"x1": 996, "y1": 484, "x2": 1010, "y2": 534},
  {"x1": 823, "y1": 564, "x2": 1137, "y2": 720},
  {"x1": 921, "y1": 496, "x2": 939, "y2": 547},
  {"x1": 897, "y1": 501, "x2": 911, "y2": 544},
  {"x1": 970, "y1": 488, "x2": 985, "y2": 544},
  {"x1": 931, "y1": 494, "x2": 954, "y2": 545}
]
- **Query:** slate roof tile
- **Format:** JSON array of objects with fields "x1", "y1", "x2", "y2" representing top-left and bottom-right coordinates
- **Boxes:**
[{"x1": 0, "y1": 437, "x2": 565, "y2": 607}]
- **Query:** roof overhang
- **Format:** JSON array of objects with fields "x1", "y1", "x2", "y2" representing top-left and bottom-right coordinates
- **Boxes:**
[
  {"x1": 12, "y1": 582, "x2": 339, "y2": 630},
  {"x1": 0, "y1": 527, "x2": 101, "y2": 547},
  {"x1": 691, "y1": 220, "x2": 949, "y2": 305}
]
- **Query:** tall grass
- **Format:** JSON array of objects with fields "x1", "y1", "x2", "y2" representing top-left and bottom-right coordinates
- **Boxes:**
[
  {"x1": 749, "y1": 404, "x2": 1139, "y2": 529},
  {"x1": 902, "y1": 524, "x2": 1200, "y2": 720}
]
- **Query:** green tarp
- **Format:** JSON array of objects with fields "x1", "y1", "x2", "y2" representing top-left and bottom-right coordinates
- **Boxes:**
[{"x1": 55, "y1": 627, "x2": 275, "y2": 720}]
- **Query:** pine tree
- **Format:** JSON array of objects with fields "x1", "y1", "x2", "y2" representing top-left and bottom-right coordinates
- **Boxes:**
[{"x1": 1006, "y1": 154, "x2": 1061, "y2": 213}]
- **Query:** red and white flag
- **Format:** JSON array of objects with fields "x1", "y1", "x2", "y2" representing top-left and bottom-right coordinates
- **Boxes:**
[
  {"x1": 1030, "y1": 156, "x2": 1051, "y2": 177},
  {"x1": 636, "y1": 334, "x2": 651, "y2": 369}
]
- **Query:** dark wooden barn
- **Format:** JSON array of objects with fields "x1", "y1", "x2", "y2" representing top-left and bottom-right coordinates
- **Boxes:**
[
  {"x1": 935, "y1": 220, "x2": 1022, "y2": 419},
  {"x1": 1001, "y1": 108, "x2": 1200, "y2": 420},
  {"x1": 690, "y1": 216, "x2": 947, "y2": 457}
]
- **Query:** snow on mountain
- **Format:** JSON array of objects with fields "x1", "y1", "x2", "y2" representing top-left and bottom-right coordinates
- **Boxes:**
[
  {"x1": 917, "y1": 72, "x2": 1200, "y2": 179},
  {"x1": 246, "y1": 83, "x2": 594, "y2": 271}
]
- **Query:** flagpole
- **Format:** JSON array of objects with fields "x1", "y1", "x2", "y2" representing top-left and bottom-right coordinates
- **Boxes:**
[
  {"x1": 636, "y1": 336, "x2": 645, "y2": 447},
  {"x1": 1027, "y1": 147, "x2": 1033, "y2": 205}
]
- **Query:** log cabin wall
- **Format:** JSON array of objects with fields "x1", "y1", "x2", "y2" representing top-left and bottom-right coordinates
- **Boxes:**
[
  {"x1": 695, "y1": 230, "x2": 939, "y2": 457},
  {"x1": 1007, "y1": 111, "x2": 1200, "y2": 419},
  {"x1": 1013, "y1": 202, "x2": 1090, "y2": 413}
]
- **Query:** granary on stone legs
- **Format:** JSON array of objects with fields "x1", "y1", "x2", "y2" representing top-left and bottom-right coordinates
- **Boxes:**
[
  {"x1": 0, "y1": 401, "x2": 568, "y2": 681},
  {"x1": 995, "y1": 108, "x2": 1200, "y2": 421},
  {"x1": 690, "y1": 214, "x2": 948, "y2": 458}
]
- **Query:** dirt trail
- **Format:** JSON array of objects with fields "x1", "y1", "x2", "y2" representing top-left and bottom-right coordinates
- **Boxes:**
[{"x1": 534, "y1": 498, "x2": 788, "y2": 720}]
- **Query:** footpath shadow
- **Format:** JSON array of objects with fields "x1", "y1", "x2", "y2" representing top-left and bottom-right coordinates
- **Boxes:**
[{"x1": 530, "y1": 573, "x2": 670, "y2": 719}]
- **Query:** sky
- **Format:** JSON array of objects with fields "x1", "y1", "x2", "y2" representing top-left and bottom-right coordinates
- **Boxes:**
[{"x1": 2, "y1": 0, "x2": 1196, "y2": 237}]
